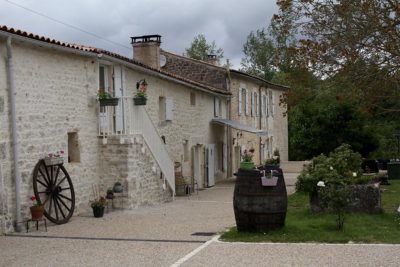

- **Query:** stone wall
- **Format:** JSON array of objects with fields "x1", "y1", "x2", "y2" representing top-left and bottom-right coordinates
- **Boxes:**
[
  {"x1": 99, "y1": 136, "x2": 172, "y2": 207},
  {"x1": 310, "y1": 184, "x2": 382, "y2": 214},
  {"x1": 229, "y1": 75, "x2": 288, "y2": 175},
  {"x1": 0, "y1": 41, "x2": 101, "y2": 232}
]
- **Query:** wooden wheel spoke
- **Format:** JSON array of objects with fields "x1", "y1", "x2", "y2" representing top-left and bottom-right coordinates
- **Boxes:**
[
  {"x1": 36, "y1": 179, "x2": 48, "y2": 188},
  {"x1": 53, "y1": 195, "x2": 59, "y2": 220},
  {"x1": 58, "y1": 193, "x2": 72, "y2": 202},
  {"x1": 38, "y1": 168, "x2": 50, "y2": 185},
  {"x1": 54, "y1": 197, "x2": 66, "y2": 219},
  {"x1": 38, "y1": 191, "x2": 47, "y2": 194},
  {"x1": 48, "y1": 196, "x2": 53, "y2": 216},
  {"x1": 56, "y1": 176, "x2": 67, "y2": 187},
  {"x1": 60, "y1": 187, "x2": 70, "y2": 191},
  {"x1": 56, "y1": 195, "x2": 71, "y2": 212},
  {"x1": 54, "y1": 166, "x2": 61, "y2": 185},
  {"x1": 44, "y1": 165, "x2": 51, "y2": 186}
]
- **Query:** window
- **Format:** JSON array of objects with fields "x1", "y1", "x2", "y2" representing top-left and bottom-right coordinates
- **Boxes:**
[
  {"x1": 245, "y1": 89, "x2": 249, "y2": 115},
  {"x1": 68, "y1": 132, "x2": 80, "y2": 163},
  {"x1": 159, "y1": 96, "x2": 173, "y2": 121},
  {"x1": 159, "y1": 96, "x2": 166, "y2": 121},
  {"x1": 183, "y1": 141, "x2": 189, "y2": 162},
  {"x1": 238, "y1": 88, "x2": 243, "y2": 115},
  {"x1": 99, "y1": 65, "x2": 112, "y2": 93},
  {"x1": 166, "y1": 97, "x2": 173, "y2": 121},
  {"x1": 190, "y1": 92, "x2": 196, "y2": 106},
  {"x1": 261, "y1": 94, "x2": 266, "y2": 117},
  {"x1": 214, "y1": 97, "x2": 222, "y2": 117}
]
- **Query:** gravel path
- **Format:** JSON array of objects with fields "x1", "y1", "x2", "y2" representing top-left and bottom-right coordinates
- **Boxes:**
[{"x1": 1, "y1": 173, "x2": 399, "y2": 266}]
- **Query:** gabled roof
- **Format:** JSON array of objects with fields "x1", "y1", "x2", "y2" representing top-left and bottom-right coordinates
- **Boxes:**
[
  {"x1": 160, "y1": 49, "x2": 289, "y2": 92},
  {"x1": 0, "y1": 25, "x2": 231, "y2": 96}
]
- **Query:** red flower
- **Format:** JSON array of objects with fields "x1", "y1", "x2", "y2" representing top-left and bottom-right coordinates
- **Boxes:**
[{"x1": 30, "y1": 196, "x2": 36, "y2": 201}]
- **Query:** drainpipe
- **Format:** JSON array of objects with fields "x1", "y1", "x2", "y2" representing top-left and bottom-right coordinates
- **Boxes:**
[
  {"x1": 259, "y1": 85, "x2": 263, "y2": 165},
  {"x1": 6, "y1": 36, "x2": 22, "y2": 232}
]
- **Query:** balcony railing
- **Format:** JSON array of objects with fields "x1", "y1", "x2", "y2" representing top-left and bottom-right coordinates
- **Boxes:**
[{"x1": 98, "y1": 96, "x2": 175, "y2": 196}]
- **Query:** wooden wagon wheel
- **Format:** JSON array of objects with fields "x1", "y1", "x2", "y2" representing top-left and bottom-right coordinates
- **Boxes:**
[{"x1": 32, "y1": 159, "x2": 75, "y2": 224}]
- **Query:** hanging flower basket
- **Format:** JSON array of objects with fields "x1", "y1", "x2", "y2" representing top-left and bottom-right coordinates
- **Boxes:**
[
  {"x1": 99, "y1": 98, "x2": 119, "y2": 106},
  {"x1": 133, "y1": 97, "x2": 147, "y2": 105}
]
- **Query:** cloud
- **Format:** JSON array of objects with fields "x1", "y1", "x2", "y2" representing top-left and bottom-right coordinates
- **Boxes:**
[{"x1": 0, "y1": 0, "x2": 278, "y2": 68}]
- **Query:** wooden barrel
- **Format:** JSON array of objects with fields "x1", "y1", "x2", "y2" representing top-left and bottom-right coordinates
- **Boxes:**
[{"x1": 233, "y1": 168, "x2": 288, "y2": 232}]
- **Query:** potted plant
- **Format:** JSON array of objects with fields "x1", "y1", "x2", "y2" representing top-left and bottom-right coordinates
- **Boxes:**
[
  {"x1": 240, "y1": 148, "x2": 255, "y2": 170},
  {"x1": 113, "y1": 182, "x2": 123, "y2": 193},
  {"x1": 134, "y1": 79, "x2": 148, "y2": 105},
  {"x1": 30, "y1": 195, "x2": 44, "y2": 220},
  {"x1": 44, "y1": 150, "x2": 64, "y2": 166},
  {"x1": 98, "y1": 90, "x2": 119, "y2": 106},
  {"x1": 106, "y1": 188, "x2": 114, "y2": 199},
  {"x1": 90, "y1": 197, "x2": 107, "y2": 218},
  {"x1": 265, "y1": 149, "x2": 280, "y2": 166}
]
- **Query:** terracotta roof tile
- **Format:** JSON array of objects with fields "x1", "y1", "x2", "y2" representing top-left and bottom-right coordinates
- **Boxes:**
[{"x1": 0, "y1": 25, "x2": 230, "y2": 96}]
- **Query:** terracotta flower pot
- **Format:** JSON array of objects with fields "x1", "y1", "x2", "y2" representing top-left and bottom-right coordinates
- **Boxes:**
[{"x1": 30, "y1": 206, "x2": 44, "y2": 220}]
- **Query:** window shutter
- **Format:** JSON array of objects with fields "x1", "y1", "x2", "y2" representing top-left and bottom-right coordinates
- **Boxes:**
[
  {"x1": 251, "y1": 92, "x2": 255, "y2": 116},
  {"x1": 214, "y1": 97, "x2": 220, "y2": 117},
  {"x1": 261, "y1": 94, "x2": 265, "y2": 116},
  {"x1": 272, "y1": 92, "x2": 276, "y2": 116},
  {"x1": 255, "y1": 92, "x2": 259, "y2": 117},
  {"x1": 165, "y1": 97, "x2": 173, "y2": 121},
  {"x1": 238, "y1": 89, "x2": 242, "y2": 115},
  {"x1": 245, "y1": 90, "x2": 249, "y2": 115}
]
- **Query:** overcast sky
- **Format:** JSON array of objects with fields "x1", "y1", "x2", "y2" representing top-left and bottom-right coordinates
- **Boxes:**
[{"x1": 0, "y1": 0, "x2": 278, "y2": 68}]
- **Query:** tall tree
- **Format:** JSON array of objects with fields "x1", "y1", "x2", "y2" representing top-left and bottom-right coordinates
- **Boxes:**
[
  {"x1": 185, "y1": 34, "x2": 224, "y2": 61},
  {"x1": 240, "y1": 29, "x2": 276, "y2": 80},
  {"x1": 273, "y1": 0, "x2": 400, "y2": 114}
]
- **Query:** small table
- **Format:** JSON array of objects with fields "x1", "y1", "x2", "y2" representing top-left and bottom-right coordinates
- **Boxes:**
[{"x1": 26, "y1": 218, "x2": 47, "y2": 233}]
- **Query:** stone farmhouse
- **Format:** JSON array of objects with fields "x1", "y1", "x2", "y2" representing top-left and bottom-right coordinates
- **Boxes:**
[{"x1": 0, "y1": 25, "x2": 287, "y2": 233}]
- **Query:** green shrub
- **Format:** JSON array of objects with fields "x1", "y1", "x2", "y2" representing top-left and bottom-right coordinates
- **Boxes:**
[{"x1": 296, "y1": 143, "x2": 363, "y2": 193}]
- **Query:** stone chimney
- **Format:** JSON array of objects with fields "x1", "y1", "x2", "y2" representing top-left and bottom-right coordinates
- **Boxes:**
[
  {"x1": 131, "y1": 35, "x2": 161, "y2": 69},
  {"x1": 205, "y1": 54, "x2": 219, "y2": 66}
]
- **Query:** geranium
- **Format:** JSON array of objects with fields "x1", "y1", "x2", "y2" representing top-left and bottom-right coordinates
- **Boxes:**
[
  {"x1": 135, "y1": 79, "x2": 148, "y2": 99},
  {"x1": 47, "y1": 150, "x2": 64, "y2": 158},
  {"x1": 242, "y1": 148, "x2": 255, "y2": 163},
  {"x1": 30, "y1": 195, "x2": 42, "y2": 207}
]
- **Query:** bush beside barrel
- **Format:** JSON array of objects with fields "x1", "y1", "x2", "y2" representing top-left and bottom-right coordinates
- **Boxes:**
[{"x1": 233, "y1": 168, "x2": 288, "y2": 232}]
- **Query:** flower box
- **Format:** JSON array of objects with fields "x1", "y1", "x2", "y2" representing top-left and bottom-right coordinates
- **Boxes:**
[
  {"x1": 133, "y1": 97, "x2": 147, "y2": 105},
  {"x1": 99, "y1": 98, "x2": 119, "y2": 106},
  {"x1": 44, "y1": 157, "x2": 64, "y2": 166},
  {"x1": 240, "y1": 162, "x2": 255, "y2": 170},
  {"x1": 261, "y1": 176, "x2": 278, "y2": 187}
]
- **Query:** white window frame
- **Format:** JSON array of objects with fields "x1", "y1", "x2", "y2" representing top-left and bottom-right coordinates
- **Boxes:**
[
  {"x1": 165, "y1": 97, "x2": 173, "y2": 121},
  {"x1": 214, "y1": 97, "x2": 221, "y2": 117},
  {"x1": 251, "y1": 92, "x2": 255, "y2": 117}
]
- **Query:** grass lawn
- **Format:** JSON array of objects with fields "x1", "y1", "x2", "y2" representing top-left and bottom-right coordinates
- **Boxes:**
[{"x1": 220, "y1": 180, "x2": 400, "y2": 243}]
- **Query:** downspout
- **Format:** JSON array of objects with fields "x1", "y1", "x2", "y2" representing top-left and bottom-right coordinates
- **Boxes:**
[
  {"x1": 6, "y1": 36, "x2": 22, "y2": 232},
  {"x1": 259, "y1": 85, "x2": 263, "y2": 165}
]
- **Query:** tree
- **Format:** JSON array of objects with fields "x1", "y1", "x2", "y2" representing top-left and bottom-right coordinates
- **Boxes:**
[
  {"x1": 273, "y1": 0, "x2": 400, "y2": 114},
  {"x1": 185, "y1": 34, "x2": 224, "y2": 61},
  {"x1": 289, "y1": 93, "x2": 378, "y2": 160},
  {"x1": 240, "y1": 29, "x2": 276, "y2": 80}
]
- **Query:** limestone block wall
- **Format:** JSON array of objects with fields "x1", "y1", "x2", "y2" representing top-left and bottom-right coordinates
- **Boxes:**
[
  {"x1": 124, "y1": 69, "x2": 229, "y2": 183},
  {"x1": 0, "y1": 40, "x2": 101, "y2": 232},
  {"x1": 229, "y1": 76, "x2": 288, "y2": 174},
  {"x1": 99, "y1": 136, "x2": 172, "y2": 207}
]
